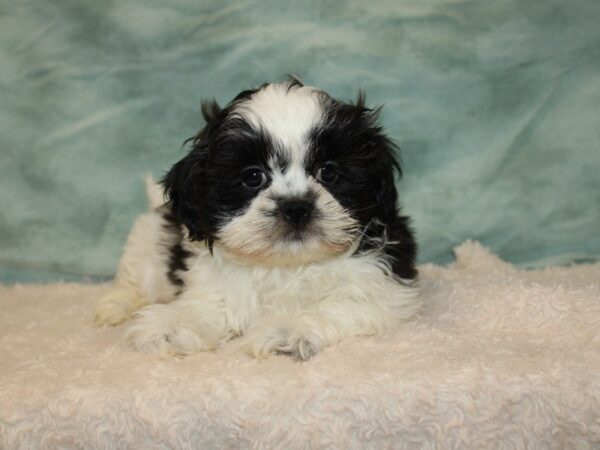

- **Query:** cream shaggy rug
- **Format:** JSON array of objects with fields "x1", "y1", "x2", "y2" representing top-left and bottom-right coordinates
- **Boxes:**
[{"x1": 1, "y1": 241, "x2": 599, "y2": 449}]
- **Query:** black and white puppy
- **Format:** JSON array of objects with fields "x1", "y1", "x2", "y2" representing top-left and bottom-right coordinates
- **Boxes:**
[{"x1": 95, "y1": 77, "x2": 419, "y2": 360}]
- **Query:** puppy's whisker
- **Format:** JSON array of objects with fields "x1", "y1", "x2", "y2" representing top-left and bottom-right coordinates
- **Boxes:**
[{"x1": 350, "y1": 201, "x2": 385, "y2": 214}]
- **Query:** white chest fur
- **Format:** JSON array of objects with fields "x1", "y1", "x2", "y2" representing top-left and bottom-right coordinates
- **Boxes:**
[
  {"x1": 97, "y1": 208, "x2": 420, "y2": 359},
  {"x1": 178, "y1": 243, "x2": 419, "y2": 339}
]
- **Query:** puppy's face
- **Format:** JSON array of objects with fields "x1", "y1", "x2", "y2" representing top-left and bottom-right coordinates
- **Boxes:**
[{"x1": 164, "y1": 79, "x2": 400, "y2": 266}]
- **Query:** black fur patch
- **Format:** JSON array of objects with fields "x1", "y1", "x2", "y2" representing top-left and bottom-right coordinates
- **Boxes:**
[
  {"x1": 160, "y1": 209, "x2": 192, "y2": 288},
  {"x1": 163, "y1": 114, "x2": 278, "y2": 249},
  {"x1": 308, "y1": 92, "x2": 417, "y2": 280}
]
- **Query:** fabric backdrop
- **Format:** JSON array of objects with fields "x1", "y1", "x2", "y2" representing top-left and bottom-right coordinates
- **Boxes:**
[{"x1": 1, "y1": 0, "x2": 599, "y2": 282}]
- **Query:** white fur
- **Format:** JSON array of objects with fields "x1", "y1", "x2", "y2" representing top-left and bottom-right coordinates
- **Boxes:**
[
  {"x1": 234, "y1": 81, "x2": 323, "y2": 167},
  {"x1": 128, "y1": 238, "x2": 419, "y2": 358},
  {"x1": 96, "y1": 81, "x2": 419, "y2": 358},
  {"x1": 96, "y1": 182, "x2": 418, "y2": 358}
]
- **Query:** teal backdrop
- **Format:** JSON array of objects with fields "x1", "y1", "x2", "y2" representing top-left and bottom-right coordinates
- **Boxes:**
[{"x1": 1, "y1": 0, "x2": 599, "y2": 283}]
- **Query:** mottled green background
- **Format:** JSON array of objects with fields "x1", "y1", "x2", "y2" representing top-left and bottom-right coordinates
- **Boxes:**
[{"x1": 1, "y1": 0, "x2": 599, "y2": 283}]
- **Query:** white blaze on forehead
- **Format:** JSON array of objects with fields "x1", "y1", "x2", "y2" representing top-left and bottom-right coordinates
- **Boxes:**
[
  {"x1": 233, "y1": 82, "x2": 324, "y2": 167},
  {"x1": 270, "y1": 165, "x2": 310, "y2": 197}
]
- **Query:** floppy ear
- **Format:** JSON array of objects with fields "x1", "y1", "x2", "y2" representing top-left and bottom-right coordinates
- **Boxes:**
[
  {"x1": 374, "y1": 137, "x2": 401, "y2": 222},
  {"x1": 358, "y1": 98, "x2": 401, "y2": 223},
  {"x1": 163, "y1": 99, "x2": 223, "y2": 241},
  {"x1": 162, "y1": 148, "x2": 207, "y2": 241}
]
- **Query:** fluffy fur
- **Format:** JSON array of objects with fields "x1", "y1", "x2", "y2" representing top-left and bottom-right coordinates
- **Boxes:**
[
  {"x1": 3, "y1": 242, "x2": 600, "y2": 448},
  {"x1": 95, "y1": 78, "x2": 419, "y2": 359}
]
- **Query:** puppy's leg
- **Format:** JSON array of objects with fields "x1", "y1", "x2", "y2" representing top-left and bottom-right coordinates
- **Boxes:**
[
  {"x1": 95, "y1": 208, "x2": 180, "y2": 326},
  {"x1": 95, "y1": 285, "x2": 146, "y2": 326},
  {"x1": 246, "y1": 280, "x2": 420, "y2": 360},
  {"x1": 126, "y1": 293, "x2": 238, "y2": 356}
]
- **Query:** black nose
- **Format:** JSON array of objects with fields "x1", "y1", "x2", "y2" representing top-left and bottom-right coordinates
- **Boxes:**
[{"x1": 279, "y1": 199, "x2": 314, "y2": 227}]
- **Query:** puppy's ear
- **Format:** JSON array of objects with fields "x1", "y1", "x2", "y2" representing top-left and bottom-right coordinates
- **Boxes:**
[
  {"x1": 162, "y1": 139, "x2": 209, "y2": 242},
  {"x1": 163, "y1": 99, "x2": 222, "y2": 241},
  {"x1": 360, "y1": 100, "x2": 402, "y2": 222},
  {"x1": 286, "y1": 74, "x2": 304, "y2": 88},
  {"x1": 201, "y1": 99, "x2": 222, "y2": 123},
  {"x1": 374, "y1": 137, "x2": 401, "y2": 221}
]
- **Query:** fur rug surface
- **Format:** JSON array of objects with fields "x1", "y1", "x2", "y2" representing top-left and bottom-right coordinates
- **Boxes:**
[{"x1": 1, "y1": 241, "x2": 599, "y2": 449}]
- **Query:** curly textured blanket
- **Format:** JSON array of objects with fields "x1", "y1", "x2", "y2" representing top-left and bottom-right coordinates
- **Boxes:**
[{"x1": 1, "y1": 241, "x2": 599, "y2": 449}]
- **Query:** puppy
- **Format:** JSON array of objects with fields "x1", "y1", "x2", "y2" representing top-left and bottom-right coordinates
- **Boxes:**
[{"x1": 95, "y1": 77, "x2": 419, "y2": 360}]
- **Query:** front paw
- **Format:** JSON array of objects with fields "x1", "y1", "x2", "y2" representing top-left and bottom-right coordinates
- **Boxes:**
[
  {"x1": 245, "y1": 324, "x2": 323, "y2": 361},
  {"x1": 95, "y1": 288, "x2": 144, "y2": 326},
  {"x1": 126, "y1": 305, "x2": 211, "y2": 357}
]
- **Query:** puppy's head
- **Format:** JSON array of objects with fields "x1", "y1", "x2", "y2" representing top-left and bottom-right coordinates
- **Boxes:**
[{"x1": 164, "y1": 77, "x2": 401, "y2": 266}]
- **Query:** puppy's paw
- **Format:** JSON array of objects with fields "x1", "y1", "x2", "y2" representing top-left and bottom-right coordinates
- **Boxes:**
[
  {"x1": 95, "y1": 288, "x2": 144, "y2": 326},
  {"x1": 244, "y1": 324, "x2": 323, "y2": 361},
  {"x1": 126, "y1": 304, "x2": 211, "y2": 357}
]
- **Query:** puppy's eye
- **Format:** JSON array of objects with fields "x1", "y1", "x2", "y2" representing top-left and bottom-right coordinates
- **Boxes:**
[
  {"x1": 316, "y1": 161, "x2": 339, "y2": 184},
  {"x1": 241, "y1": 166, "x2": 267, "y2": 190}
]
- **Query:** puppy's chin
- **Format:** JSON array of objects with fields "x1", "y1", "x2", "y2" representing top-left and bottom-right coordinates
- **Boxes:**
[
  {"x1": 215, "y1": 219, "x2": 359, "y2": 267},
  {"x1": 216, "y1": 230, "x2": 359, "y2": 267}
]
